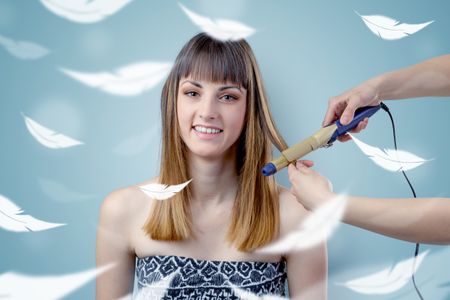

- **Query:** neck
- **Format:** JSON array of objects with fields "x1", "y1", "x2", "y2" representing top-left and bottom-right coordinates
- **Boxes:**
[{"x1": 188, "y1": 148, "x2": 239, "y2": 208}]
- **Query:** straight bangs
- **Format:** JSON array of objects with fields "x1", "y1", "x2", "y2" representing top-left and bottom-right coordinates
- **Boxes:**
[{"x1": 175, "y1": 35, "x2": 250, "y2": 89}]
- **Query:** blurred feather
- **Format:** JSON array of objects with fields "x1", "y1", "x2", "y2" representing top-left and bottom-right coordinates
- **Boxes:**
[
  {"x1": 0, "y1": 263, "x2": 114, "y2": 299},
  {"x1": 256, "y1": 195, "x2": 346, "y2": 254},
  {"x1": 0, "y1": 194, "x2": 65, "y2": 232},
  {"x1": 0, "y1": 34, "x2": 49, "y2": 60},
  {"x1": 125, "y1": 272, "x2": 178, "y2": 300},
  {"x1": 39, "y1": 0, "x2": 133, "y2": 23},
  {"x1": 179, "y1": 3, "x2": 255, "y2": 41},
  {"x1": 350, "y1": 134, "x2": 430, "y2": 172},
  {"x1": 22, "y1": 112, "x2": 83, "y2": 149},
  {"x1": 356, "y1": 11, "x2": 433, "y2": 40},
  {"x1": 139, "y1": 179, "x2": 193, "y2": 201},
  {"x1": 338, "y1": 251, "x2": 429, "y2": 294},
  {"x1": 232, "y1": 285, "x2": 287, "y2": 300},
  {"x1": 38, "y1": 178, "x2": 96, "y2": 203},
  {"x1": 113, "y1": 125, "x2": 159, "y2": 156},
  {"x1": 60, "y1": 62, "x2": 172, "y2": 96}
]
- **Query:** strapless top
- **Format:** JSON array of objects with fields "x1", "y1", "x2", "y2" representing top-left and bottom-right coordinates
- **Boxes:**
[{"x1": 135, "y1": 255, "x2": 287, "y2": 299}]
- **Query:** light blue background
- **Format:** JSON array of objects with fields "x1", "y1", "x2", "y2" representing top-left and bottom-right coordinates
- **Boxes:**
[{"x1": 1, "y1": 1, "x2": 449, "y2": 299}]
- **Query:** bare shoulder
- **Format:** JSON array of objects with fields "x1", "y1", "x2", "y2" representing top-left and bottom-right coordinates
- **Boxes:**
[
  {"x1": 278, "y1": 184, "x2": 309, "y2": 219},
  {"x1": 99, "y1": 176, "x2": 159, "y2": 225},
  {"x1": 277, "y1": 184, "x2": 310, "y2": 236}
]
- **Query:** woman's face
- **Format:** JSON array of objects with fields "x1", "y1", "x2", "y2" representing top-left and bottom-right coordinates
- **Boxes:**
[{"x1": 177, "y1": 77, "x2": 247, "y2": 159}]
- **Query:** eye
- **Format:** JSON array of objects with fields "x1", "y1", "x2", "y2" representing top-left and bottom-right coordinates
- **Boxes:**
[
  {"x1": 185, "y1": 91, "x2": 199, "y2": 97},
  {"x1": 220, "y1": 94, "x2": 238, "y2": 102}
]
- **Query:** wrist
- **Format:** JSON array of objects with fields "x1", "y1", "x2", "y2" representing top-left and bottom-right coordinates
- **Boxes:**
[
  {"x1": 373, "y1": 71, "x2": 402, "y2": 101},
  {"x1": 318, "y1": 191, "x2": 336, "y2": 207},
  {"x1": 367, "y1": 75, "x2": 385, "y2": 101}
]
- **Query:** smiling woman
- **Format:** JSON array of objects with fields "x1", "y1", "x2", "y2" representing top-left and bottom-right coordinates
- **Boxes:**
[
  {"x1": 177, "y1": 79, "x2": 246, "y2": 156},
  {"x1": 96, "y1": 33, "x2": 327, "y2": 300}
]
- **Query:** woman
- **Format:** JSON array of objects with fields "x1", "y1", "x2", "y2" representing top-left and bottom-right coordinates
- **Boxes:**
[{"x1": 96, "y1": 33, "x2": 327, "y2": 300}]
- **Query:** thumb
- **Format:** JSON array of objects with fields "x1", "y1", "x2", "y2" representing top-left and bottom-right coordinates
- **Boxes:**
[
  {"x1": 295, "y1": 161, "x2": 311, "y2": 173},
  {"x1": 288, "y1": 163, "x2": 300, "y2": 181},
  {"x1": 288, "y1": 163, "x2": 299, "y2": 172},
  {"x1": 340, "y1": 95, "x2": 360, "y2": 125}
]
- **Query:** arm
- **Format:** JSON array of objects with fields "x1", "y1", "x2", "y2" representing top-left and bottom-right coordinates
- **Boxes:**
[
  {"x1": 279, "y1": 188, "x2": 327, "y2": 300},
  {"x1": 287, "y1": 161, "x2": 450, "y2": 245},
  {"x1": 323, "y1": 54, "x2": 450, "y2": 136},
  {"x1": 343, "y1": 195, "x2": 450, "y2": 245},
  {"x1": 96, "y1": 190, "x2": 135, "y2": 299},
  {"x1": 375, "y1": 54, "x2": 450, "y2": 100},
  {"x1": 286, "y1": 242, "x2": 327, "y2": 300}
]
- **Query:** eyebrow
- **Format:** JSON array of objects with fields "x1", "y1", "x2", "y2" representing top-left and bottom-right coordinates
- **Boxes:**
[{"x1": 181, "y1": 80, "x2": 242, "y2": 92}]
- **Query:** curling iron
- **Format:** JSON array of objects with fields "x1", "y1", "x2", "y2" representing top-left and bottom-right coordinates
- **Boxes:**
[{"x1": 262, "y1": 105, "x2": 381, "y2": 176}]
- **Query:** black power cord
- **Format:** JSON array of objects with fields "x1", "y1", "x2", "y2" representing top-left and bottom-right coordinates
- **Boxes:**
[{"x1": 380, "y1": 102, "x2": 424, "y2": 300}]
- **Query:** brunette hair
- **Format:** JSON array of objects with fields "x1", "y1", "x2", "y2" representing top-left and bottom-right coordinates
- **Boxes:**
[{"x1": 144, "y1": 33, "x2": 288, "y2": 251}]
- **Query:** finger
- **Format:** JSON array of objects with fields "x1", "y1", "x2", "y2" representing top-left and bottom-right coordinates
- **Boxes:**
[
  {"x1": 349, "y1": 120, "x2": 366, "y2": 133},
  {"x1": 337, "y1": 133, "x2": 352, "y2": 142},
  {"x1": 288, "y1": 163, "x2": 301, "y2": 183},
  {"x1": 289, "y1": 162, "x2": 299, "y2": 170},
  {"x1": 362, "y1": 120, "x2": 368, "y2": 129},
  {"x1": 349, "y1": 117, "x2": 369, "y2": 133},
  {"x1": 288, "y1": 163, "x2": 299, "y2": 176},
  {"x1": 297, "y1": 160, "x2": 314, "y2": 168},
  {"x1": 322, "y1": 97, "x2": 340, "y2": 127},
  {"x1": 340, "y1": 95, "x2": 361, "y2": 125},
  {"x1": 295, "y1": 161, "x2": 312, "y2": 174},
  {"x1": 362, "y1": 117, "x2": 369, "y2": 128}
]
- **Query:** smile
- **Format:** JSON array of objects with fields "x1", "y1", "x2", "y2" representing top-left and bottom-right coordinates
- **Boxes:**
[{"x1": 193, "y1": 126, "x2": 223, "y2": 134}]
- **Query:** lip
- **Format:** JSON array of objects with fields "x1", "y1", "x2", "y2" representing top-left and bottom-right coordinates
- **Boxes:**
[
  {"x1": 192, "y1": 124, "x2": 223, "y2": 131},
  {"x1": 192, "y1": 127, "x2": 223, "y2": 140}
]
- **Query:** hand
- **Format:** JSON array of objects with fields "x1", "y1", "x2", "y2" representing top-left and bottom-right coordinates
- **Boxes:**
[
  {"x1": 323, "y1": 79, "x2": 381, "y2": 142},
  {"x1": 287, "y1": 160, "x2": 335, "y2": 211}
]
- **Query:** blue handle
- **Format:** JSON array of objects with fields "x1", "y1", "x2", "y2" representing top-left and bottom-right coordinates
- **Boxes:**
[
  {"x1": 262, "y1": 163, "x2": 277, "y2": 176},
  {"x1": 328, "y1": 105, "x2": 381, "y2": 144}
]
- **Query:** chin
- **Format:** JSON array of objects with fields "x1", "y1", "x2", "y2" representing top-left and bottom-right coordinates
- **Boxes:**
[{"x1": 189, "y1": 150, "x2": 224, "y2": 160}]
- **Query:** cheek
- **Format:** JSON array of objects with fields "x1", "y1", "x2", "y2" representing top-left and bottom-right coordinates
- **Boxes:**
[
  {"x1": 228, "y1": 103, "x2": 246, "y2": 131},
  {"x1": 176, "y1": 107, "x2": 189, "y2": 142},
  {"x1": 237, "y1": 102, "x2": 247, "y2": 125},
  {"x1": 176, "y1": 99, "x2": 190, "y2": 128}
]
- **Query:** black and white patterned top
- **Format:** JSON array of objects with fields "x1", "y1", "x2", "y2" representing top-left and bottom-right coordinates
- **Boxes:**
[{"x1": 135, "y1": 255, "x2": 287, "y2": 299}]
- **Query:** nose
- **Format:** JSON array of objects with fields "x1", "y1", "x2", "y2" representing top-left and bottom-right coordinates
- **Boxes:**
[{"x1": 199, "y1": 94, "x2": 218, "y2": 120}]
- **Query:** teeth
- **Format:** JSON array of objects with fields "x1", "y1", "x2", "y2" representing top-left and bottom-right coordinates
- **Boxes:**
[{"x1": 194, "y1": 126, "x2": 222, "y2": 134}]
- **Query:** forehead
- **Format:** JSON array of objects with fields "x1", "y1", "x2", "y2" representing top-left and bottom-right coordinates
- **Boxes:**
[
  {"x1": 179, "y1": 77, "x2": 246, "y2": 90},
  {"x1": 175, "y1": 43, "x2": 250, "y2": 89}
]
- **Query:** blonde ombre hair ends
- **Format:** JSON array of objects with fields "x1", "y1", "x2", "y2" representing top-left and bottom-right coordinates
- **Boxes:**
[{"x1": 144, "y1": 33, "x2": 288, "y2": 251}]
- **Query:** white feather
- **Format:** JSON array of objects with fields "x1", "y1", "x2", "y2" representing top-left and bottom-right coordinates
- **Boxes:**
[
  {"x1": 60, "y1": 62, "x2": 172, "y2": 96},
  {"x1": 0, "y1": 194, "x2": 65, "y2": 232},
  {"x1": 356, "y1": 11, "x2": 433, "y2": 40},
  {"x1": 0, "y1": 34, "x2": 49, "y2": 60},
  {"x1": 256, "y1": 195, "x2": 346, "y2": 254},
  {"x1": 339, "y1": 250, "x2": 429, "y2": 294},
  {"x1": 133, "y1": 271, "x2": 178, "y2": 300},
  {"x1": 22, "y1": 112, "x2": 83, "y2": 149},
  {"x1": 179, "y1": 3, "x2": 255, "y2": 41},
  {"x1": 231, "y1": 285, "x2": 287, "y2": 300},
  {"x1": 39, "y1": 0, "x2": 133, "y2": 23},
  {"x1": 139, "y1": 179, "x2": 193, "y2": 201},
  {"x1": 0, "y1": 263, "x2": 114, "y2": 300},
  {"x1": 350, "y1": 134, "x2": 430, "y2": 172}
]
